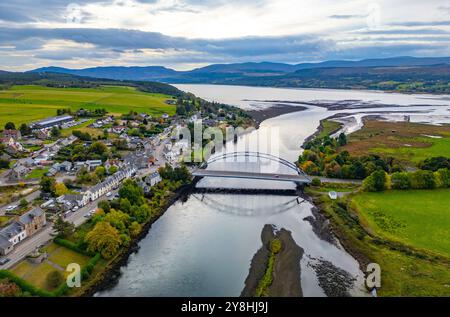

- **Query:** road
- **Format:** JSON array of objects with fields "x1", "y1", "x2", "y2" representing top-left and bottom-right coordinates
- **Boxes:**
[
  {"x1": 0, "y1": 189, "x2": 41, "y2": 215},
  {"x1": 317, "y1": 177, "x2": 363, "y2": 184}
]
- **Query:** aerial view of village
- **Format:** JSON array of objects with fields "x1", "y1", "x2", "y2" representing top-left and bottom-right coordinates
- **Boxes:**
[{"x1": 0, "y1": 0, "x2": 449, "y2": 308}]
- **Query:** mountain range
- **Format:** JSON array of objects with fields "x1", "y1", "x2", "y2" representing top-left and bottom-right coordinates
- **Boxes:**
[
  {"x1": 30, "y1": 56, "x2": 450, "y2": 83},
  {"x1": 3, "y1": 56, "x2": 446, "y2": 93}
]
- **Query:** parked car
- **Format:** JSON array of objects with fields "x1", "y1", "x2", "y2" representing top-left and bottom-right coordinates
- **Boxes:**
[
  {"x1": 0, "y1": 258, "x2": 11, "y2": 266},
  {"x1": 72, "y1": 206, "x2": 79, "y2": 212},
  {"x1": 106, "y1": 192, "x2": 112, "y2": 197},
  {"x1": 5, "y1": 205, "x2": 17, "y2": 212}
]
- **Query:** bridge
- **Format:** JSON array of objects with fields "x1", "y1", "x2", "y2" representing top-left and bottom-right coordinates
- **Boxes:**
[{"x1": 192, "y1": 151, "x2": 311, "y2": 185}]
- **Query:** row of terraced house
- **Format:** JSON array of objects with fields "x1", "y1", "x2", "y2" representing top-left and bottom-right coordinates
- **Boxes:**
[{"x1": 56, "y1": 166, "x2": 137, "y2": 210}]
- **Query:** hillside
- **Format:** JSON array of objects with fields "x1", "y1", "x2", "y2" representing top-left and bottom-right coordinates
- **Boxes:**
[{"x1": 28, "y1": 56, "x2": 450, "y2": 93}]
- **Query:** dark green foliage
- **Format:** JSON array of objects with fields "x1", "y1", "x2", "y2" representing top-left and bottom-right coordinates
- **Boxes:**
[
  {"x1": 4, "y1": 122, "x2": 15, "y2": 130},
  {"x1": 419, "y1": 156, "x2": 450, "y2": 172},
  {"x1": 363, "y1": 170, "x2": 387, "y2": 192}
]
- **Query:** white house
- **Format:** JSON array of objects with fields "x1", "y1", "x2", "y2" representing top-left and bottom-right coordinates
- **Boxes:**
[
  {"x1": 328, "y1": 191, "x2": 338, "y2": 200},
  {"x1": 0, "y1": 222, "x2": 27, "y2": 255},
  {"x1": 145, "y1": 171, "x2": 162, "y2": 187}
]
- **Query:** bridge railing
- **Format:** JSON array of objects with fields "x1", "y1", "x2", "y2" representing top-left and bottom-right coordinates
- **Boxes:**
[{"x1": 202, "y1": 151, "x2": 310, "y2": 179}]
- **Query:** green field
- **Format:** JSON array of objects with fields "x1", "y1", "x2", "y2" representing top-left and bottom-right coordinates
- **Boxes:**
[
  {"x1": 25, "y1": 167, "x2": 49, "y2": 179},
  {"x1": 352, "y1": 189, "x2": 450, "y2": 258},
  {"x1": 0, "y1": 85, "x2": 176, "y2": 127}
]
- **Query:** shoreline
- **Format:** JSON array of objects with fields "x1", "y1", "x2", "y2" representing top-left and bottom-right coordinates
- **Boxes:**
[{"x1": 247, "y1": 104, "x2": 307, "y2": 128}]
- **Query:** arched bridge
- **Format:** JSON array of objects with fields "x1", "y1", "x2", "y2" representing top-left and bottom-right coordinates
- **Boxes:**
[{"x1": 192, "y1": 151, "x2": 311, "y2": 184}]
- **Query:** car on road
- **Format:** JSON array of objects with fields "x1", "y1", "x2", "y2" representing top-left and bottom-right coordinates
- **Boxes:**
[
  {"x1": 0, "y1": 258, "x2": 10, "y2": 266},
  {"x1": 5, "y1": 205, "x2": 18, "y2": 212}
]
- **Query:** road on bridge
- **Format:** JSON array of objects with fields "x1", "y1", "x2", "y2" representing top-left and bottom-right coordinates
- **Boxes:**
[{"x1": 192, "y1": 169, "x2": 311, "y2": 183}]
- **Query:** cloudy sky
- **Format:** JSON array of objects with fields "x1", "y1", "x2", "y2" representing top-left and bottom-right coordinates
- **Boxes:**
[{"x1": 1, "y1": 0, "x2": 449, "y2": 71}]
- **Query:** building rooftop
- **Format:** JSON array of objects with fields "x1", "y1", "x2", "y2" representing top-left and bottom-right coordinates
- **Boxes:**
[{"x1": 32, "y1": 115, "x2": 73, "y2": 126}]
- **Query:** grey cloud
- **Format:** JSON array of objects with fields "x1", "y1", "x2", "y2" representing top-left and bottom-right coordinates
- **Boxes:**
[
  {"x1": 329, "y1": 14, "x2": 366, "y2": 19},
  {"x1": 0, "y1": 27, "x2": 331, "y2": 58},
  {"x1": 390, "y1": 21, "x2": 450, "y2": 27}
]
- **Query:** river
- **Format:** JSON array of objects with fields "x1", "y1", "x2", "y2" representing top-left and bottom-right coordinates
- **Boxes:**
[{"x1": 97, "y1": 85, "x2": 450, "y2": 297}]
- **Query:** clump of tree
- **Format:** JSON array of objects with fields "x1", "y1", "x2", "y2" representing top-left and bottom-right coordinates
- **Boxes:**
[
  {"x1": 50, "y1": 126, "x2": 61, "y2": 138},
  {"x1": 4, "y1": 122, "x2": 15, "y2": 130},
  {"x1": 85, "y1": 221, "x2": 122, "y2": 259},
  {"x1": 299, "y1": 134, "x2": 402, "y2": 179},
  {"x1": 419, "y1": 156, "x2": 450, "y2": 172},
  {"x1": 158, "y1": 164, "x2": 191, "y2": 184},
  {"x1": 363, "y1": 168, "x2": 450, "y2": 192},
  {"x1": 72, "y1": 130, "x2": 92, "y2": 141}
]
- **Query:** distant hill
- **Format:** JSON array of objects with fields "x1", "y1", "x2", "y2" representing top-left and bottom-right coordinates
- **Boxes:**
[
  {"x1": 28, "y1": 56, "x2": 450, "y2": 93},
  {"x1": 32, "y1": 66, "x2": 178, "y2": 81},
  {"x1": 0, "y1": 71, "x2": 184, "y2": 96}
]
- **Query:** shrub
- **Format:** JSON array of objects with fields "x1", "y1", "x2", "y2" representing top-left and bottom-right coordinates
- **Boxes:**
[
  {"x1": 391, "y1": 172, "x2": 411, "y2": 189},
  {"x1": 363, "y1": 170, "x2": 387, "y2": 192},
  {"x1": 311, "y1": 178, "x2": 321, "y2": 187},
  {"x1": 46, "y1": 271, "x2": 64, "y2": 289},
  {"x1": 409, "y1": 170, "x2": 437, "y2": 189}
]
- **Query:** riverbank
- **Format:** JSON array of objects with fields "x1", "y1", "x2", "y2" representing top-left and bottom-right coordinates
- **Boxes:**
[
  {"x1": 247, "y1": 104, "x2": 307, "y2": 128},
  {"x1": 78, "y1": 182, "x2": 196, "y2": 297}
]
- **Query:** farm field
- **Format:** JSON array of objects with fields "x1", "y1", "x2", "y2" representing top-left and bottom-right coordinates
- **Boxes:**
[
  {"x1": 340, "y1": 120, "x2": 450, "y2": 166},
  {"x1": 0, "y1": 85, "x2": 176, "y2": 127},
  {"x1": 351, "y1": 189, "x2": 450, "y2": 258}
]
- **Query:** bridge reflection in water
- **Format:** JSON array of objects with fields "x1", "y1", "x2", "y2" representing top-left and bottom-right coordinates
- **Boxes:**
[{"x1": 191, "y1": 193, "x2": 306, "y2": 217}]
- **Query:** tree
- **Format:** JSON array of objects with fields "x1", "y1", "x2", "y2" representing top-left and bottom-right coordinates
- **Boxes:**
[
  {"x1": 363, "y1": 170, "x2": 387, "y2": 192},
  {"x1": 85, "y1": 222, "x2": 122, "y2": 259},
  {"x1": 391, "y1": 172, "x2": 411, "y2": 189},
  {"x1": 46, "y1": 271, "x2": 64, "y2": 289},
  {"x1": 4, "y1": 122, "x2": 15, "y2": 130},
  {"x1": 410, "y1": 170, "x2": 436, "y2": 189},
  {"x1": 108, "y1": 165, "x2": 118, "y2": 174},
  {"x1": 95, "y1": 166, "x2": 106, "y2": 178},
  {"x1": 40, "y1": 176, "x2": 56, "y2": 194},
  {"x1": 104, "y1": 209, "x2": 131, "y2": 233},
  {"x1": 119, "y1": 198, "x2": 132, "y2": 213},
  {"x1": 338, "y1": 133, "x2": 347, "y2": 146},
  {"x1": 119, "y1": 180, "x2": 144, "y2": 206},
  {"x1": 129, "y1": 221, "x2": 142, "y2": 238},
  {"x1": 98, "y1": 201, "x2": 111, "y2": 213},
  {"x1": 53, "y1": 216, "x2": 75, "y2": 238},
  {"x1": 19, "y1": 198, "x2": 28, "y2": 208},
  {"x1": 54, "y1": 182, "x2": 69, "y2": 197},
  {"x1": 50, "y1": 126, "x2": 61, "y2": 138},
  {"x1": 19, "y1": 123, "x2": 31, "y2": 136}
]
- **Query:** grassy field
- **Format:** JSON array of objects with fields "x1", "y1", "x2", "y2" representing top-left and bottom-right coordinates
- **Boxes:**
[
  {"x1": 352, "y1": 189, "x2": 450, "y2": 258},
  {"x1": 340, "y1": 120, "x2": 450, "y2": 166},
  {"x1": 0, "y1": 85, "x2": 176, "y2": 127},
  {"x1": 25, "y1": 167, "x2": 49, "y2": 179},
  {"x1": 308, "y1": 189, "x2": 450, "y2": 296}
]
